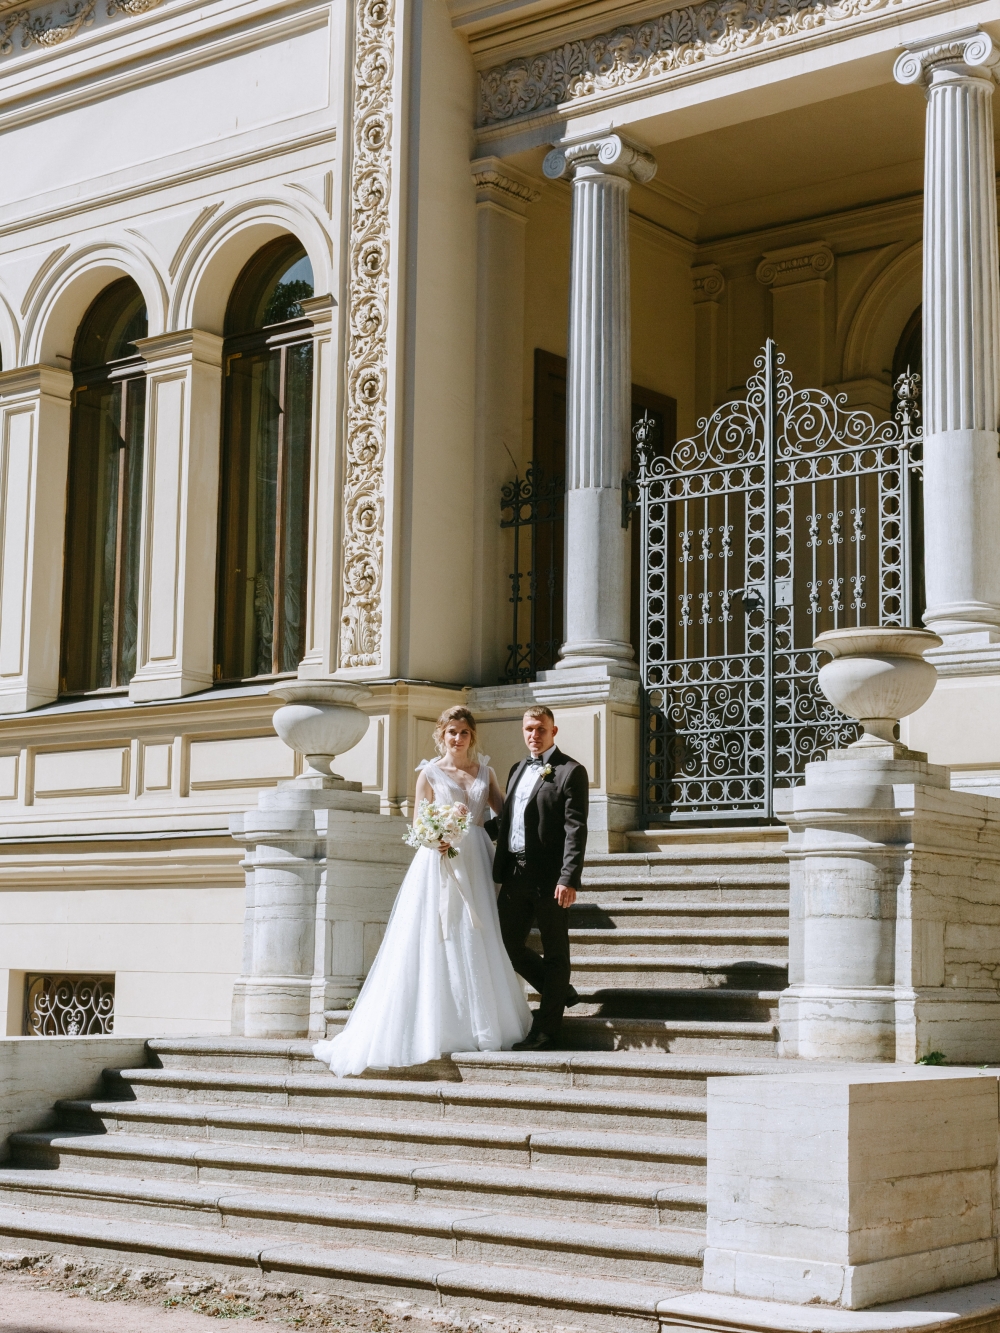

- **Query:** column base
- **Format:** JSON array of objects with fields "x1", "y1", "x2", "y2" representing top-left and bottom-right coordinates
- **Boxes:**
[
  {"x1": 778, "y1": 985, "x2": 896, "y2": 1061},
  {"x1": 231, "y1": 977, "x2": 314, "y2": 1040},
  {"x1": 894, "y1": 987, "x2": 1000, "y2": 1064},
  {"x1": 555, "y1": 645, "x2": 638, "y2": 678},
  {"x1": 702, "y1": 1242, "x2": 996, "y2": 1310}
]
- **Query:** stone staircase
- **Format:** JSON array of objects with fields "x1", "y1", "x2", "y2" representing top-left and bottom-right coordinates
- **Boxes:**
[
  {"x1": 552, "y1": 825, "x2": 788, "y2": 1055},
  {"x1": 0, "y1": 827, "x2": 789, "y2": 1330}
]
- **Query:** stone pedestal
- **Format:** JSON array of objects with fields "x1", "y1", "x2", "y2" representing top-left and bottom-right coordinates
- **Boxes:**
[
  {"x1": 703, "y1": 1066, "x2": 999, "y2": 1308},
  {"x1": 542, "y1": 134, "x2": 655, "y2": 678},
  {"x1": 230, "y1": 680, "x2": 411, "y2": 1040},
  {"x1": 230, "y1": 775, "x2": 411, "y2": 1040},
  {"x1": 895, "y1": 31, "x2": 1000, "y2": 648},
  {"x1": 776, "y1": 742, "x2": 1000, "y2": 1063}
]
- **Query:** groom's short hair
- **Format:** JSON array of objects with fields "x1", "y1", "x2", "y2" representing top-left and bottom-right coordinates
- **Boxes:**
[{"x1": 523, "y1": 706, "x2": 555, "y2": 724}]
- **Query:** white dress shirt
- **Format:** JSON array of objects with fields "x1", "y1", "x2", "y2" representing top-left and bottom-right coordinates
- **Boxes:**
[{"x1": 508, "y1": 745, "x2": 556, "y2": 852}]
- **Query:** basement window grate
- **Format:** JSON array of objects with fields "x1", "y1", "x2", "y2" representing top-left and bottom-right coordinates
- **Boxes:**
[{"x1": 22, "y1": 974, "x2": 115, "y2": 1036}]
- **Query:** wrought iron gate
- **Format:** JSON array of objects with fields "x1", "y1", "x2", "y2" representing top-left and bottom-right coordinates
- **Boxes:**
[{"x1": 629, "y1": 340, "x2": 922, "y2": 824}]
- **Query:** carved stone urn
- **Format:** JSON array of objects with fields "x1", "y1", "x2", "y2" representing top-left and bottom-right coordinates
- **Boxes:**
[
  {"x1": 269, "y1": 680, "x2": 372, "y2": 780},
  {"x1": 815, "y1": 627, "x2": 942, "y2": 745}
]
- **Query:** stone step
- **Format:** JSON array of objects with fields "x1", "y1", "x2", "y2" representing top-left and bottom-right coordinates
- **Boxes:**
[
  {"x1": 579, "y1": 878, "x2": 788, "y2": 902},
  {"x1": 55, "y1": 1097, "x2": 706, "y2": 1168},
  {"x1": 559, "y1": 1016, "x2": 780, "y2": 1055},
  {"x1": 569, "y1": 901, "x2": 789, "y2": 929},
  {"x1": 561, "y1": 956, "x2": 787, "y2": 988},
  {"x1": 0, "y1": 1171, "x2": 704, "y2": 1284},
  {"x1": 586, "y1": 851, "x2": 787, "y2": 880},
  {"x1": 448, "y1": 1049, "x2": 778, "y2": 1091},
  {"x1": 147, "y1": 1040, "x2": 774, "y2": 1092},
  {"x1": 533, "y1": 928, "x2": 788, "y2": 959},
  {"x1": 624, "y1": 827, "x2": 788, "y2": 850},
  {"x1": 554, "y1": 988, "x2": 781, "y2": 1023},
  {"x1": 582, "y1": 867, "x2": 787, "y2": 888},
  {"x1": 99, "y1": 1070, "x2": 707, "y2": 1133},
  {"x1": 10, "y1": 1131, "x2": 708, "y2": 1216},
  {"x1": 0, "y1": 1203, "x2": 688, "y2": 1331}
]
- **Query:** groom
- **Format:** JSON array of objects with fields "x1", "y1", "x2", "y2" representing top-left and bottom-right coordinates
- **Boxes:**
[{"x1": 493, "y1": 706, "x2": 588, "y2": 1051}]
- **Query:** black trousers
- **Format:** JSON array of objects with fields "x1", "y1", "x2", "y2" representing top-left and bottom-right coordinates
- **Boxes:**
[{"x1": 498, "y1": 864, "x2": 572, "y2": 1036}]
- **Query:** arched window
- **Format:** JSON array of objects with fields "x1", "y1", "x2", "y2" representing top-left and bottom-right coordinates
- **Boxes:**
[
  {"x1": 60, "y1": 278, "x2": 148, "y2": 694},
  {"x1": 215, "y1": 237, "x2": 314, "y2": 680}
]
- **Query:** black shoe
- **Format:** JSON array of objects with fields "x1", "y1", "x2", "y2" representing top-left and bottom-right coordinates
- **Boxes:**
[
  {"x1": 565, "y1": 985, "x2": 582, "y2": 1007},
  {"x1": 512, "y1": 1029, "x2": 560, "y2": 1052}
]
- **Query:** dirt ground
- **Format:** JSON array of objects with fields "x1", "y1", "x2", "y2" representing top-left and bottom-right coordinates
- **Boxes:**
[{"x1": 0, "y1": 1252, "x2": 568, "y2": 1333}]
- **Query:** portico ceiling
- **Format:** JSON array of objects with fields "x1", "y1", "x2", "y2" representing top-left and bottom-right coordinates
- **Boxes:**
[
  {"x1": 644, "y1": 81, "x2": 930, "y2": 241},
  {"x1": 509, "y1": 79, "x2": 1000, "y2": 244}
]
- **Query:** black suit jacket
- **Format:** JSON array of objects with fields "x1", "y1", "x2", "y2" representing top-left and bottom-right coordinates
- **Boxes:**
[{"x1": 492, "y1": 748, "x2": 589, "y2": 891}]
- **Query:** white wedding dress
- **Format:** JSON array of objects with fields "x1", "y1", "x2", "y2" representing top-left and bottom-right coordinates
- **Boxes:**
[{"x1": 312, "y1": 755, "x2": 532, "y2": 1077}]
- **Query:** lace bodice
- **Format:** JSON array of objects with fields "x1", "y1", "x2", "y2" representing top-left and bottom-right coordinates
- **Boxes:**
[{"x1": 418, "y1": 756, "x2": 492, "y2": 826}]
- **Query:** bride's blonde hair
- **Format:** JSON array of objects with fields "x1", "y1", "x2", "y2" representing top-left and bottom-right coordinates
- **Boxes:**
[{"x1": 433, "y1": 706, "x2": 480, "y2": 761}]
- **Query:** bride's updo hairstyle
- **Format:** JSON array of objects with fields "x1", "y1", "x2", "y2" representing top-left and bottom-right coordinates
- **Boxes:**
[{"x1": 433, "y1": 706, "x2": 480, "y2": 761}]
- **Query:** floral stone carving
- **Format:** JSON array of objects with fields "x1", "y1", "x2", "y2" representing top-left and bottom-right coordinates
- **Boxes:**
[
  {"x1": 340, "y1": 0, "x2": 395, "y2": 669},
  {"x1": 478, "y1": 0, "x2": 905, "y2": 126}
]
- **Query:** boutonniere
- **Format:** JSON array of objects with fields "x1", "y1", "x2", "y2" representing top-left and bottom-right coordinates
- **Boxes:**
[{"x1": 541, "y1": 764, "x2": 554, "y2": 781}]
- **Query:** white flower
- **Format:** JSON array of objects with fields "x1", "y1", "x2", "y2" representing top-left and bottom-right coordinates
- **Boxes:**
[{"x1": 403, "y1": 800, "x2": 471, "y2": 859}]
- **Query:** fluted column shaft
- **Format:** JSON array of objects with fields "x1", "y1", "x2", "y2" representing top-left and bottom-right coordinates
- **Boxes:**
[
  {"x1": 896, "y1": 32, "x2": 1000, "y2": 640},
  {"x1": 543, "y1": 135, "x2": 656, "y2": 674}
]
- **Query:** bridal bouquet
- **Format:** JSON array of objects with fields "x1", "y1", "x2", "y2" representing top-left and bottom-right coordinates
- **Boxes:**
[{"x1": 404, "y1": 800, "x2": 470, "y2": 859}]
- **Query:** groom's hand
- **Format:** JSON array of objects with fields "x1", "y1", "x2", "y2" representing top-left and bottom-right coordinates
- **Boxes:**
[{"x1": 554, "y1": 885, "x2": 577, "y2": 908}]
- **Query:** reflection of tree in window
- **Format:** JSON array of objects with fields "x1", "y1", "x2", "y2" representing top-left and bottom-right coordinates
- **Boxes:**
[
  {"x1": 216, "y1": 238, "x2": 315, "y2": 680},
  {"x1": 60, "y1": 278, "x2": 147, "y2": 694}
]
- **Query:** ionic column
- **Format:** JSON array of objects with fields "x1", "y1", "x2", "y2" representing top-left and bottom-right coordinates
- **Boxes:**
[
  {"x1": 543, "y1": 134, "x2": 656, "y2": 677},
  {"x1": 895, "y1": 31, "x2": 1000, "y2": 641}
]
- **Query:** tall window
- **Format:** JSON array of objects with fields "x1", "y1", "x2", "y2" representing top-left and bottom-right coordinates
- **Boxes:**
[
  {"x1": 60, "y1": 278, "x2": 148, "y2": 694},
  {"x1": 216, "y1": 238, "x2": 314, "y2": 680}
]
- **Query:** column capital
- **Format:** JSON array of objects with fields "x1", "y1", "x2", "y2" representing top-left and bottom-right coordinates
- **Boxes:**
[
  {"x1": 470, "y1": 156, "x2": 540, "y2": 216},
  {"x1": 542, "y1": 133, "x2": 657, "y2": 185},
  {"x1": 894, "y1": 26, "x2": 999, "y2": 87},
  {"x1": 691, "y1": 264, "x2": 725, "y2": 304},
  {"x1": 756, "y1": 242, "x2": 833, "y2": 288}
]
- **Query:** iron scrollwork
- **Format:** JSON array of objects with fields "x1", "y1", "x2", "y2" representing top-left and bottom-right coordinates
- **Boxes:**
[
  {"x1": 500, "y1": 466, "x2": 565, "y2": 683},
  {"x1": 632, "y1": 340, "x2": 922, "y2": 823},
  {"x1": 23, "y1": 974, "x2": 115, "y2": 1036}
]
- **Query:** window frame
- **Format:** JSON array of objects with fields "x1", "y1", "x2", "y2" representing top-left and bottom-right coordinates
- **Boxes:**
[
  {"x1": 60, "y1": 337, "x2": 147, "y2": 697},
  {"x1": 215, "y1": 314, "x2": 314, "y2": 683}
]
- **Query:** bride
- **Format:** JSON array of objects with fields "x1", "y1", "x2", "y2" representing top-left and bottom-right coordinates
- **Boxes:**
[{"x1": 312, "y1": 706, "x2": 532, "y2": 1076}]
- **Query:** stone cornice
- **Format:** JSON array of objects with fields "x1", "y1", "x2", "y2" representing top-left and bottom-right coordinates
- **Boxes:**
[
  {"x1": 471, "y1": 155, "x2": 542, "y2": 209},
  {"x1": 478, "y1": 0, "x2": 914, "y2": 128}
]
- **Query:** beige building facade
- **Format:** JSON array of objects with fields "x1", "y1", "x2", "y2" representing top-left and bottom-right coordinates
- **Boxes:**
[{"x1": 0, "y1": 0, "x2": 996, "y2": 1034}]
